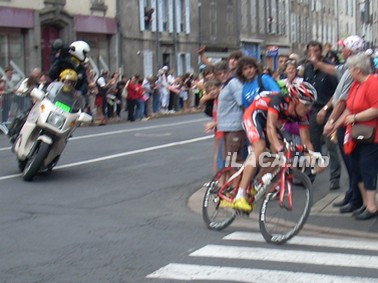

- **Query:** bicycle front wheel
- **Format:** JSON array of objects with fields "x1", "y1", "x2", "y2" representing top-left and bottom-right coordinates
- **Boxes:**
[
  {"x1": 259, "y1": 169, "x2": 312, "y2": 244},
  {"x1": 202, "y1": 167, "x2": 237, "y2": 231}
]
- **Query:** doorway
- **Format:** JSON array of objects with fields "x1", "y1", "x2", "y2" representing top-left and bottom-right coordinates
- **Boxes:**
[{"x1": 41, "y1": 25, "x2": 60, "y2": 72}]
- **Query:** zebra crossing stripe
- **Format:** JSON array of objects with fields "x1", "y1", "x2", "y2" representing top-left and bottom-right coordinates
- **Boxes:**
[
  {"x1": 147, "y1": 263, "x2": 378, "y2": 282},
  {"x1": 189, "y1": 244, "x2": 378, "y2": 269},
  {"x1": 223, "y1": 231, "x2": 378, "y2": 251}
]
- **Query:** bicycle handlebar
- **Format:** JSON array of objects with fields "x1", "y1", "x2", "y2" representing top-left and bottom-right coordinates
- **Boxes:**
[{"x1": 283, "y1": 139, "x2": 327, "y2": 174}]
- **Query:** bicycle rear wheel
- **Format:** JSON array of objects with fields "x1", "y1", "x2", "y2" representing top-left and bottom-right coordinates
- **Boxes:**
[
  {"x1": 202, "y1": 167, "x2": 237, "y2": 230},
  {"x1": 259, "y1": 169, "x2": 312, "y2": 244}
]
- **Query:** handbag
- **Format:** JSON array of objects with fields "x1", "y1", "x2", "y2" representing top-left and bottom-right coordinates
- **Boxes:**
[{"x1": 351, "y1": 124, "x2": 376, "y2": 143}]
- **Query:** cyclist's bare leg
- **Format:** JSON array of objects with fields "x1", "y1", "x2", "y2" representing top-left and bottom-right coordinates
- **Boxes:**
[
  {"x1": 233, "y1": 139, "x2": 266, "y2": 212},
  {"x1": 238, "y1": 139, "x2": 266, "y2": 194}
]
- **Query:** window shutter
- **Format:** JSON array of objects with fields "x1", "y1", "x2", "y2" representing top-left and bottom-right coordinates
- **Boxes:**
[
  {"x1": 185, "y1": 0, "x2": 190, "y2": 34},
  {"x1": 151, "y1": 0, "x2": 157, "y2": 32},
  {"x1": 185, "y1": 53, "x2": 192, "y2": 73},
  {"x1": 158, "y1": 0, "x2": 164, "y2": 32},
  {"x1": 176, "y1": 0, "x2": 182, "y2": 33},
  {"x1": 177, "y1": 53, "x2": 183, "y2": 75},
  {"x1": 143, "y1": 50, "x2": 153, "y2": 78},
  {"x1": 139, "y1": 0, "x2": 145, "y2": 31},
  {"x1": 168, "y1": 0, "x2": 174, "y2": 33}
]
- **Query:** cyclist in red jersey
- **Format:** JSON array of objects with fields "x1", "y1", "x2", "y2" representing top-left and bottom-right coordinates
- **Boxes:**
[{"x1": 233, "y1": 82, "x2": 317, "y2": 212}]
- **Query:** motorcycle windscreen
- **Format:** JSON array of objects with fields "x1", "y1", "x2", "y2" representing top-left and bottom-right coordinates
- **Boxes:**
[{"x1": 53, "y1": 92, "x2": 82, "y2": 113}]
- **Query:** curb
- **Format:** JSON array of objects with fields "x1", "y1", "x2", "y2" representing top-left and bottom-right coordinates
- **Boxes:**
[
  {"x1": 91, "y1": 109, "x2": 204, "y2": 126},
  {"x1": 189, "y1": 185, "x2": 378, "y2": 240}
]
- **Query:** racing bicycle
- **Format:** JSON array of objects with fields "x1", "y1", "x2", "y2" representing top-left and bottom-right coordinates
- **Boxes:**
[{"x1": 202, "y1": 139, "x2": 324, "y2": 245}]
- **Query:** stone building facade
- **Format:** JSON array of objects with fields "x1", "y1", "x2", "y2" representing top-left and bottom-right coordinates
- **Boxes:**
[{"x1": 1, "y1": 0, "x2": 377, "y2": 80}]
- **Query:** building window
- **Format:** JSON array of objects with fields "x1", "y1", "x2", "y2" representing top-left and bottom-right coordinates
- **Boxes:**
[
  {"x1": 176, "y1": 0, "x2": 190, "y2": 34},
  {"x1": 162, "y1": 0, "x2": 169, "y2": 31},
  {"x1": 177, "y1": 52, "x2": 191, "y2": 75},
  {"x1": 0, "y1": 29, "x2": 24, "y2": 73},
  {"x1": 77, "y1": 33, "x2": 109, "y2": 72},
  {"x1": 139, "y1": 0, "x2": 157, "y2": 31},
  {"x1": 144, "y1": 0, "x2": 154, "y2": 30}
]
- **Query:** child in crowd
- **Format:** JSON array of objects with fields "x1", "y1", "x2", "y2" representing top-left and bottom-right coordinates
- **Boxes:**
[{"x1": 201, "y1": 79, "x2": 224, "y2": 175}]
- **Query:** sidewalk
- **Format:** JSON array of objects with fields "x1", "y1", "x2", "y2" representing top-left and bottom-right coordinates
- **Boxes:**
[{"x1": 189, "y1": 184, "x2": 378, "y2": 240}]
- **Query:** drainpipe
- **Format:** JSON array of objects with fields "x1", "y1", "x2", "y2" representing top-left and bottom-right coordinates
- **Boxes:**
[
  {"x1": 116, "y1": 0, "x2": 122, "y2": 73},
  {"x1": 155, "y1": 1, "x2": 161, "y2": 70},
  {"x1": 173, "y1": 0, "x2": 178, "y2": 75}
]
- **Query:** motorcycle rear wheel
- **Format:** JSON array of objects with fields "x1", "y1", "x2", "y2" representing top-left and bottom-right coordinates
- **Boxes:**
[{"x1": 23, "y1": 142, "x2": 50, "y2": 181}]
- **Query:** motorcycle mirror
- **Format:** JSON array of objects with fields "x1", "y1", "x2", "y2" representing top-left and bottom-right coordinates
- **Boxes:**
[
  {"x1": 31, "y1": 88, "x2": 46, "y2": 100},
  {"x1": 78, "y1": 112, "x2": 93, "y2": 124}
]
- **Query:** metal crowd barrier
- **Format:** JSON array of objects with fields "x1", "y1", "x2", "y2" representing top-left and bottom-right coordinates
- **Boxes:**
[{"x1": 0, "y1": 93, "x2": 32, "y2": 135}]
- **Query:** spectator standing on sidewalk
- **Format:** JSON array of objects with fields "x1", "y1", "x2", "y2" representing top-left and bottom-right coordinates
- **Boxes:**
[
  {"x1": 1, "y1": 66, "x2": 17, "y2": 123},
  {"x1": 151, "y1": 75, "x2": 160, "y2": 115},
  {"x1": 332, "y1": 53, "x2": 378, "y2": 220},
  {"x1": 216, "y1": 60, "x2": 245, "y2": 176},
  {"x1": 87, "y1": 69, "x2": 98, "y2": 120},
  {"x1": 0, "y1": 79, "x2": 6, "y2": 123},
  {"x1": 276, "y1": 55, "x2": 289, "y2": 80},
  {"x1": 201, "y1": 79, "x2": 223, "y2": 175},
  {"x1": 135, "y1": 78, "x2": 146, "y2": 120},
  {"x1": 304, "y1": 40, "x2": 341, "y2": 188},
  {"x1": 142, "y1": 76, "x2": 153, "y2": 119},
  {"x1": 159, "y1": 66, "x2": 170, "y2": 113},
  {"x1": 324, "y1": 42, "x2": 340, "y2": 65},
  {"x1": 115, "y1": 75, "x2": 128, "y2": 121},
  {"x1": 11, "y1": 68, "x2": 41, "y2": 118},
  {"x1": 96, "y1": 70, "x2": 109, "y2": 125},
  {"x1": 309, "y1": 35, "x2": 365, "y2": 214},
  {"x1": 106, "y1": 72, "x2": 119, "y2": 120},
  {"x1": 198, "y1": 46, "x2": 243, "y2": 76},
  {"x1": 126, "y1": 74, "x2": 142, "y2": 122}
]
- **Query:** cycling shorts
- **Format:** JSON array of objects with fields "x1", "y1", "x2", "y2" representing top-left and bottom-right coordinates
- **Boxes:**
[{"x1": 243, "y1": 109, "x2": 267, "y2": 144}]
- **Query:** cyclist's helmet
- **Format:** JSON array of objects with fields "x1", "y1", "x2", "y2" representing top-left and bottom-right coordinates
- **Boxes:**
[
  {"x1": 288, "y1": 81, "x2": 317, "y2": 105},
  {"x1": 69, "y1": 40, "x2": 90, "y2": 62}
]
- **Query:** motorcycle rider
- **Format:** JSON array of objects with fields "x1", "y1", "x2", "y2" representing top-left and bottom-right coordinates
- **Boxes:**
[
  {"x1": 48, "y1": 40, "x2": 90, "y2": 97},
  {"x1": 48, "y1": 69, "x2": 84, "y2": 112}
]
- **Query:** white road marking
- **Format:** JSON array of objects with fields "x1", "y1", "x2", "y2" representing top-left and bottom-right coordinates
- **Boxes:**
[
  {"x1": 68, "y1": 118, "x2": 208, "y2": 141},
  {"x1": 0, "y1": 135, "x2": 213, "y2": 181},
  {"x1": 223, "y1": 231, "x2": 378, "y2": 251},
  {"x1": 189, "y1": 244, "x2": 378, "y2": 269},
  {"x1": 0, "y1": 118, "x2": 208, "y2": 151},
  {"x1": 147, "y1": 263, "x2": 378, "y2": 282}
]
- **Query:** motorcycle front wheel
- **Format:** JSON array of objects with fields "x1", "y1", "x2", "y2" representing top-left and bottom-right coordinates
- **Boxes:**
[{"x1": 23, "y1": 142, "x2": 50, "y2": 181}]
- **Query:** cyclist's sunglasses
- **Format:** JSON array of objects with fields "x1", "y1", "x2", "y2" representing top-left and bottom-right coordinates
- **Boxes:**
[{"x1": 298, "y1": 98, "x2": 313, "y2": 106}]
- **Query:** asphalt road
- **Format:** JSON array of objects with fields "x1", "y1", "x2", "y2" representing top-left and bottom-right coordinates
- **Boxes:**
[{"x1": 0, "y1": 113, "x2": 377, "y2": 283}]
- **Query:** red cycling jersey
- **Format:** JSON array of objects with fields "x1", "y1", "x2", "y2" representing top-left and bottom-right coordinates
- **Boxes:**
[{"x1": 243, "y1": 93, "x2": 309, "y2": 143}]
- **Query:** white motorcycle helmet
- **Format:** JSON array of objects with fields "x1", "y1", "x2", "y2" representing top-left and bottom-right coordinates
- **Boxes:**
[{"x1": 69, "y1": 40, "x2": 90, "y2": 62}]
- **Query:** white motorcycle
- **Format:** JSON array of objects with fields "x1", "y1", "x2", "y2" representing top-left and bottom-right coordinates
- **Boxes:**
[{"x1": 12, "y1": 86, "x2": 92, "y2": 181}]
